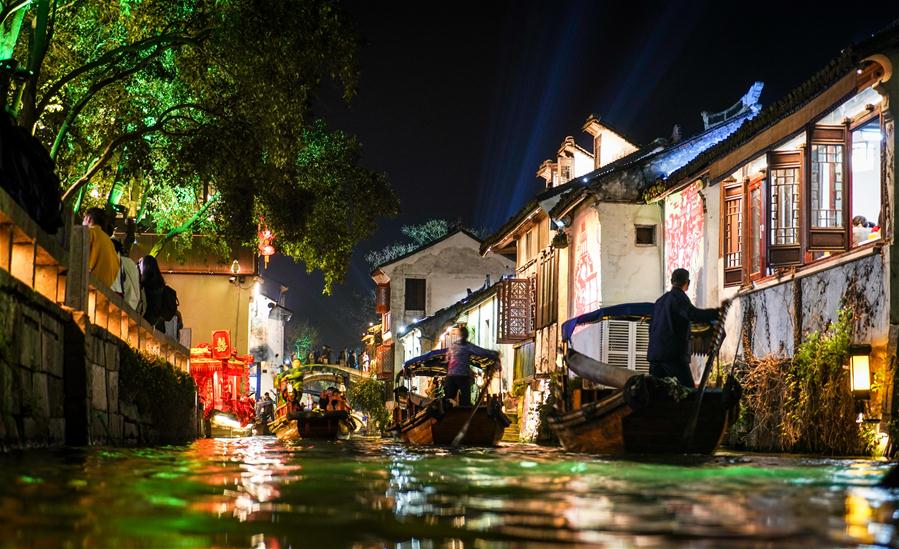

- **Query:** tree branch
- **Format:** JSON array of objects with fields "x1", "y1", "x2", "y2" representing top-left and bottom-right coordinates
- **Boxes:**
[
  {"x1": 149, "y1": 192, "x2": 220, "y2": 256},
  {"x1": 49, "y1": 44, "x2": 173, "y2": 159},
  {"x1": 59, "y1": 103, "x2": 203, "y2": 202},
  {"x1": 35, "y1": 29, "x2": 210, "y2": 120}
]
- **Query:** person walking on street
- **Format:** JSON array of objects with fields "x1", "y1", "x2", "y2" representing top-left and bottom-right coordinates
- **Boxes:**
[{"x1": 647, "y1": 268, "x2": 726, "y2": 388}]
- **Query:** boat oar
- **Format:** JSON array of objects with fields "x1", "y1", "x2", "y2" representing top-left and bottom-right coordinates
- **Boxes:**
[
  {"x1": 451, "y1": 361, "x2": 497, "y2": 447},
  {"x1": 682, "y1": 299, "x2": 737, "y2": 451}
]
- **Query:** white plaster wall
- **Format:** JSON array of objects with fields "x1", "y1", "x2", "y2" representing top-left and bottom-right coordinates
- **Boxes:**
[
  {"x1": 597, "y1": 202, "x2": 664, "y2": 305},
  {"x1": 381, "y1": 232, "x2": 514, "y2": 372},
  {"x1": 599, "y1": 131, "x2": 639, "y2": 168},
  {"x1": 572, "y1": 148, "x2": 595, "y2": 179},
  {"x1": 697, "y1": 183, "x2": 721, "y2": 309},
  {"x1": 717, "y1": 254, "x2": 888, "y2": 366}
]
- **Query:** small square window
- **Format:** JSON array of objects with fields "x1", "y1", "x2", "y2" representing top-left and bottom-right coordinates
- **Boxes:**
[{"x1": 635, "y1": 225, "x2": 657, "y2": 246}]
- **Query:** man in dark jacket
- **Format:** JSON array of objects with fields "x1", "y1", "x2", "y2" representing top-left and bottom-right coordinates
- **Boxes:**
[{"x1": 647, "y1": 268, "x2": 725, "y2": 387}]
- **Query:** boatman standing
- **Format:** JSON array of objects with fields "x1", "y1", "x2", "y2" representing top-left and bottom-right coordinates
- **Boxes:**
[
  {"x1": 647, "y1": 268, "x2": 727, "y2": 388},
  {"x1": 446, "y1": 325, "x2": 500, "y2": 406}
]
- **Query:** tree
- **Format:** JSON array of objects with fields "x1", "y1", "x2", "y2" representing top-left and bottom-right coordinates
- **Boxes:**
[
  {"x1": 365, "y1": 218, "x2": 484, "y2": 267},
  {"x1": 286, "y1": 319, "x2": 320, "y2": 362},
  {"x1": 3, "y1": 0, "x2": 398, "y2": 292}
]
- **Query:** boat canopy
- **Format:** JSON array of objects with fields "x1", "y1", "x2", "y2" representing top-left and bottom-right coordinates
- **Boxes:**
[
  {"x1": 561, "y1": 303, "x2": 654, "y2": 343},
  {"x1": 399, "y1": 348, "x2": 498, "y2": 380}
]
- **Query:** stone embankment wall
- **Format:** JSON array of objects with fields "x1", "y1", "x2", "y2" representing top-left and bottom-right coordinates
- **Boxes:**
[
  {"x1": 0, "y1": 267, "x2": 198, "y2": 451},
  {"x1": 0, "y1": 185, "x2": 195, "y2": 451}
]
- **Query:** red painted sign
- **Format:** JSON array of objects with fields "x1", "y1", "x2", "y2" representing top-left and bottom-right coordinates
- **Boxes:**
[
  {"x1": 211, "y1": 330, "x2": 232, "y2": 359},
  {"x1": 664, "y1": 182, "x2": 705, "y2": 301}
]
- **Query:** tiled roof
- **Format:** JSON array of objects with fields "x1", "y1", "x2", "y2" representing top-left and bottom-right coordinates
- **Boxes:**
[
  {"x1": 370, "y1": 227, "x2": 483, "y2": 274},
  {"x1": 664, "y1": 20, "x2": 899, "y2": 190}
]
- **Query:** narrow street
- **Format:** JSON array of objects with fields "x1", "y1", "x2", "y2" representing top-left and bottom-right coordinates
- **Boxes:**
[{"x1": 1, "y1": 437, "x2": 895, "y2": 547}]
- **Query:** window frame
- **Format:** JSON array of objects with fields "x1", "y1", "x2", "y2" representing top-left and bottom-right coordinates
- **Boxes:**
[
  {"x1": 634, "y1": 224, "x2": 657, "y2": 246},
  {"x1": 717, "y1": 88, "x2": 885, "y2": 286},
  {"x1": 404, "y1": 277, "x2": 426, "y2": 312},
  {"x1": 766, "y1": 149, "x2": 804, "y2": 268},
  {"x1": 805, "y1": 124, "x2": 849, "y2": 252},
  {"x1": 721, "y1": 177, "x2": 744, "y2": 286}
]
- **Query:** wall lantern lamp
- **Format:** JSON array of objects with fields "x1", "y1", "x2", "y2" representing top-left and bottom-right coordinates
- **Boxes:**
[{"x1": 849, "y1": 343, "x2": 872, "y2": 400}]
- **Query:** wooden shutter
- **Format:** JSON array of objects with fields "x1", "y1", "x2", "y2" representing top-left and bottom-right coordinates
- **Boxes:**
[
  {"x1": 721, "y1": 178, "x2": 744, "y2": 286},
  {"x1": 767, "y1": 150, "x2": 803, "y2": 267},
  {"x1": 536, "y1": 249, "x2": 558, "y2": 329},
  {"x1": 806, "y1": 125, "x2": 849, "y2": 251},
  {"x1": 497, "y1": 278, "x2": 534, "y2": 343},
  {"x1": 375, "y1": 283, "x2": 390, "y2": 314},
  {"x1": 745, "y1": 175, "x2": 766, "y2": 280},
  {"x1": 601, "y1": 320, "x2": 649, "y2": 373}
]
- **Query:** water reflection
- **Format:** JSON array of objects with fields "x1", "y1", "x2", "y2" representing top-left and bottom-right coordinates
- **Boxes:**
[{"x1": 0, "y1": 438, "x2": 898, "y2": 547}]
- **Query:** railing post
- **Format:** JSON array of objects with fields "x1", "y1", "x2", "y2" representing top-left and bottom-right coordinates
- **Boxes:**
[{"x1": 65, "y1": 226, "x2": 89, "y2": 311}]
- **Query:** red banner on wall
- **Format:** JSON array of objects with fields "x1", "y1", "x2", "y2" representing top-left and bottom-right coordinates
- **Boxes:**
[{"x1": 211, "y1": 330, "x2": 232, "y2": 359}]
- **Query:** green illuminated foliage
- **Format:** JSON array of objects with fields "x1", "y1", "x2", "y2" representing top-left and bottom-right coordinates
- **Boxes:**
[{"x1": 3, "y1": 0, "x2": 397, "y2": 291}]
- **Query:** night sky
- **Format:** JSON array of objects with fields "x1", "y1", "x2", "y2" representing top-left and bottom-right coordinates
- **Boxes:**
[{"x1": 268, "y1": 1, "x2": 899, "y2": 351}]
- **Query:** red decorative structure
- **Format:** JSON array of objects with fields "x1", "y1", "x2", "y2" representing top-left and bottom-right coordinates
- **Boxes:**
[
  {"x1": 190, "y1": 334, "x2": 255, "y2": 426},
  {"x1": 258, "y1": 218, "x2": 275, "y2": 268}
]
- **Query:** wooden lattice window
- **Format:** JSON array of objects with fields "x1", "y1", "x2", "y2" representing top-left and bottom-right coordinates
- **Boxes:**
[
  {"x1": 497, "y1": 278, "x2": 534, "y2": 343},
  {"x1": 807, "y1": 125, "x2": 848, "y2": 251},
  {"x1": 722, "y1": 179, "x2": 743, "y2": 286},
  {"x1": 767, "y1": 150, "x2": 802, "y2": 267}
]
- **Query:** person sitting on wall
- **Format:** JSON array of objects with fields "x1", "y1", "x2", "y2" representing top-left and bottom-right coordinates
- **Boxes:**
[
  {"x1": 853, "y1": 215, "x2": 873, "y2": 246},
  {"x1": 81, "y1": 207, "x2": 120, "y2": 288},
  {"x1": 647, "y1": 268, "x2": 726, "y2": 388},
  {"x1": 110, "y1": 238, "x2": 140, "y2": 310},
  {"x1": 446, "y1": 325, "x2": 499, "y2": 407}
]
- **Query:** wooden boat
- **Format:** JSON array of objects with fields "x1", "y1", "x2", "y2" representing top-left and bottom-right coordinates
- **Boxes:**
[
  {"x1": 268, "y1": 365, "x2": 359, "y2": 440},
  {"x1": 548, "y1": 302, "x2": 741, "y2": 455},
  {"x1": 394, "y1": 349, "x2": 510, "y2": 446}
]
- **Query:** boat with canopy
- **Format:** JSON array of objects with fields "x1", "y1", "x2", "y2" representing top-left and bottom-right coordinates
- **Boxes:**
[
  {"x1": 548, "y1": 301, "x2": 741, "y2": 454},
  {"x1": 393, "y1": 348, "x2": 510, "y2": 446},
  {"x1": 268, "y1": 364, "x2": 365, "y2": 440}
]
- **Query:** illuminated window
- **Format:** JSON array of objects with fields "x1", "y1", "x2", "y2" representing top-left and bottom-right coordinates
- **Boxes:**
[
  {"x1": 770, "y1": 167, "x2": 799, "y2": 245},
  {"x1": 809, "y1": 143, "x2": 844, "y2": 228},
  {"x1": 851, "y1": 119, "x2": 882, "y2": 246}
]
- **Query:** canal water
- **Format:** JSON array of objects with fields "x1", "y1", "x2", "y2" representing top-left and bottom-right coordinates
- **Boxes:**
[{"x1": 1, "y1": 438, "x2": 897, "y2": 548}]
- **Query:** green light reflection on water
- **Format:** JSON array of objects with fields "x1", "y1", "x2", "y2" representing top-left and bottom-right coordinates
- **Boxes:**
[{"x1": 0, "y1": 439, "x2": 897, "y2": 548}]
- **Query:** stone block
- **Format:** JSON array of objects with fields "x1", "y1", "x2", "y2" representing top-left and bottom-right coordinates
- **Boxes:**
[
  {"x1": 18, "y1": 311, "x2": 40, "y2": 370},
  {"x1": 42, "y1": 323, "x2": 64, "y2": 378},
  {"x1": 22, "y1": 417, "x2": 40, "y2": 441},
  {"x1": 123, "y1": 420, "x2": 139, "y2": 442},
  {"x1": 120, "y1": 401, "x2": 138, "y2": 421},
  {"x1": 47, "y1": 376, "x2": 65, "y2": 417},
  {"x1": 108, "y1": 413, "x2": 123, "y2": 443},
  {"x1": 105, "y1": 343, "x2": 119, "y2": 372},
  {"x1": 91, "y1": 364, "x2": 107, "y2": 412},
  {"x1": 16, "y1": 367, "x2": 32, "y2": 415},
  {"x1": 49, "y1": 418, "x2": 65, "y2": 445},
  {"x1": 90, "y1": 412, "x2": 109, "y2": 444},
  {"x1": 31, "y1": 372, "x2": 50, "y2": 418},
  {"x1": 107, "y1": 371, "x2": 119, "y2": 414}
]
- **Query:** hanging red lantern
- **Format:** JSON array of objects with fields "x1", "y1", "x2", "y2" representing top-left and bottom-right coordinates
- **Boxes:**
[{"x1": 258, "y1": 217, "x2": 276, "y2": 267}]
